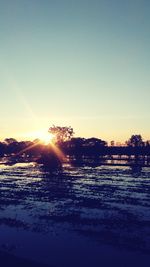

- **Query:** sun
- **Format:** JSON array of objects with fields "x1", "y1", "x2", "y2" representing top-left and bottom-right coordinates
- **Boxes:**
[
  {"x1": 24, "y1": 129, "x2": 54, "y2": 145},
  {"x1": 39, "y1": 132, "x2": 54, "y2": 145}
]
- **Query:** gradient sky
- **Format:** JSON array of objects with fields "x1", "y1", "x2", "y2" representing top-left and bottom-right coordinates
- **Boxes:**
[{"x1": 0, "y1": 0, "x2": 150, "y2": 142}]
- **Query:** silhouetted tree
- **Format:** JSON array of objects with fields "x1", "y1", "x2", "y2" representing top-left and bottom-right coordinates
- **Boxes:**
[
  {"x1": 84, "y1": 138, "x2": 107, "y2": 147},
  {"x1": 110, "y1": 141, "x2": 115, "y2": 146},
  {"x1": 127, "y1": 135, "x2": 144, "y2": 147},
  {"x1": 48, "y1": 125, "x2": 74, "y2": 144}
]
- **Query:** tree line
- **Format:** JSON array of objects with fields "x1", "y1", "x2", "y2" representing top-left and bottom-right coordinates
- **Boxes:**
[{"x1": 0, "y1": 126, "x2": 150, "y2": 160}]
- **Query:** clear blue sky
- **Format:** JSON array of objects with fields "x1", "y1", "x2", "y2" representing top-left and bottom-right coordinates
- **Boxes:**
[{"x1": 0, "y1": 0, "x2": 150, "y2": 142}]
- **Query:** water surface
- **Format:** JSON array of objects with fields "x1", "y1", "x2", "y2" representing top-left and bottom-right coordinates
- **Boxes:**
[{"x1": 0, "y1": 163, "x2": 150, "y2": 266}]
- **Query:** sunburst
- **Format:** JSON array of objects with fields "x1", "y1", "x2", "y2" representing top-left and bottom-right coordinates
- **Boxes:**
[{"x1": 24, "y1": 129, "x2": 54, "y2": 145}]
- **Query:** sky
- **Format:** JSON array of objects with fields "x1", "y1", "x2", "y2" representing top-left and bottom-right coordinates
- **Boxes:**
[{"x1": 0, "y1": 0, "x2": 150, "y2": 143}]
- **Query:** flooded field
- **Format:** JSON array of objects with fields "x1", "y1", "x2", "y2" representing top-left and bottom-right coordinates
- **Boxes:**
[{"x1": 0, "y1": 162, "x2": 150, "y2": 266}]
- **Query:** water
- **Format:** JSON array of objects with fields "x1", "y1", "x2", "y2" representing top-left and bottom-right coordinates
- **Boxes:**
[{"x1": 0, "y1": 162, "x2": 150, "y2": 266}]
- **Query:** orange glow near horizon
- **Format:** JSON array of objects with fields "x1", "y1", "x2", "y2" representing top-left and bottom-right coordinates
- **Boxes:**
[
  {"x1": 23, "y1": 128, "x2": 65, "y2": 161},
  {"x1": 16, "y1": 131, "x2": 65, "y2": 162},
  {"x1": 21, "y1": 129, "x2": 54, "y2": 145},
  {"x1": 39, "y1": 132, "x2": 54, "y2": 145}
]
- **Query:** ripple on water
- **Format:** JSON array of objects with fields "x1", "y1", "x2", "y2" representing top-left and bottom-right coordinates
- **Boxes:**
[{"x1": 0, "y1": 162, "x2": 150, "y2": 266}]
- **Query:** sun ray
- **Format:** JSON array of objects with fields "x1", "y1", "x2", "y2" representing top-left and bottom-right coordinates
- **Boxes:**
[
  {"x1": 23, "y1": 129, "x2": 54, "y2": 144},
  {"x1": 50, "y1": 142, "x2": 66, "y2": 162}
]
